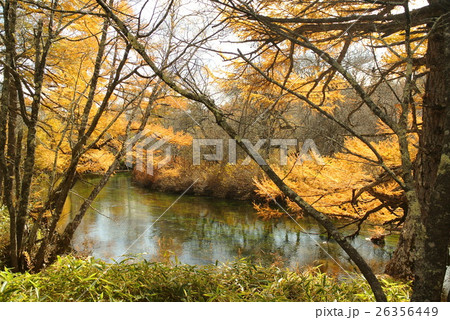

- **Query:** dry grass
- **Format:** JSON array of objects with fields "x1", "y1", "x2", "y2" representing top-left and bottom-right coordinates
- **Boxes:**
[{"x1": 133, "y1": 157, "x2": 262, "y2": 200}]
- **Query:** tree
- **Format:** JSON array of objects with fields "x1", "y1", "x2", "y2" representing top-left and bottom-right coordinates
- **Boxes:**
[
  {"x1": 0, "y1": 0, "x2": 191, "y2": 272},
  {"x1": 95, "y1": 0, "x2": 449, "y2": 301}
]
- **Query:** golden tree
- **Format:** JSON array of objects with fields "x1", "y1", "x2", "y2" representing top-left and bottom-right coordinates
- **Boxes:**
[{"x1": 0, "y1": 0, "x2": 192, "y2": 271}]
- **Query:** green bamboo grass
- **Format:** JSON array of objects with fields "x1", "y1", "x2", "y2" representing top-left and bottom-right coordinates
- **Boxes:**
[{"x1": 0, "y1": 255, "x2": 410, "y2": 302}]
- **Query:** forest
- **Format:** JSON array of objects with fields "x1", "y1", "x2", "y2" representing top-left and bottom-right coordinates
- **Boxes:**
[{"x1": 0, "y1": 0, "x2": 449, "y2": 302}]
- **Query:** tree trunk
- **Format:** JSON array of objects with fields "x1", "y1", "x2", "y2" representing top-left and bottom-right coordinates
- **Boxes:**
[
  {"x1": 410, "y1": 10, "x2": 450, "y2": 301},
  {"x1": 386, "y1": 1, "x2": 449, "y2": 300},
  {"x1": 385, "y1": 205, "x2": 421, "y2": 279},
  {"x1": 412, "y1": 98, "x2": 450, "y2": 301},
  {"x1": 0, "y1": 0, "x2": 20, "y2": 271}
]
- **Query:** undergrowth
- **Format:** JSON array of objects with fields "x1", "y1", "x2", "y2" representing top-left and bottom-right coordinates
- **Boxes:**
[
  {"x1": 0, "y1": 255, "x2": 411, "y2": 302},
  {"x1": 0, "y1": 206, "x2": 9, "y2": 268}
]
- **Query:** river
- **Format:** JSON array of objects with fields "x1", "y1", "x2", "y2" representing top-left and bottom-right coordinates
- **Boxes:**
[{"x1": 60, "y1": 172, "x2": 398, "y2": 275}]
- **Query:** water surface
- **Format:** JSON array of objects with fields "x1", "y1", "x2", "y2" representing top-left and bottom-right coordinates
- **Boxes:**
[{"x1": 63, "y1": 173, "x2": 397, "y2": 275}]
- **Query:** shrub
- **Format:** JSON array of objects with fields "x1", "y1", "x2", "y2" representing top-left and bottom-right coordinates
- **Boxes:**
[
  {"x1": 0, "y1": 255, "x2": 411, "y2": 302},
  {"x1": 0, "y1": 206, "x2": 9, "y2": 268}
]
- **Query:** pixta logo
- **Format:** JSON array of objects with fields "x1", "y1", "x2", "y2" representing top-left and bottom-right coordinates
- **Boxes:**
[
  {"x1": 125, "y1": 129, "x2": 172, "y2": 175},
  {"x1": 125, "y1": 130, "x2": 324, "y2": 174},
  {"x1": 193, "y1": 138, "x2": 324, "y2": 166}
]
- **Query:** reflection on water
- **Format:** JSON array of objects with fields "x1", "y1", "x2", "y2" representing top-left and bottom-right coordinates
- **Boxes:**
[{"x1": 64, "y1": 173, "x2": 398, "y2": 275}]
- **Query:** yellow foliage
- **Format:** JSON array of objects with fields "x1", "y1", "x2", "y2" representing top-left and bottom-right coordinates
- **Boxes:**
[
  {"x1": 254, "y1": 133, "x2": 416, "y2": 222},
  {"x1": 29, "y1": 0, "x2": 193, "y2": 176},
  {"x1": 78, "y1": 149, "x2": 116, "y2": 174}
]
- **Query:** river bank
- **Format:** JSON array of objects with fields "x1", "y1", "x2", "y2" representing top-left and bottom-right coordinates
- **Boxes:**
[{"x1": 131, "y1": 160, "x2": 262, "y2": 200}]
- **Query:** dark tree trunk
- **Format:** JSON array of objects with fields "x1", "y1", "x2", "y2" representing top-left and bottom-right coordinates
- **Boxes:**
[
  {"x1": 412, "y1": 98, "x2": 450, "y2": 301},
  {"x1": 386, "y1": 0, "x2": 450, "y2": 301},
  {"x1": 410, "y1": 10, "x2": 450, "y2": 301},
  {"x1": 0, "y1": 0, "x2": 20, "y2": 271}
]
